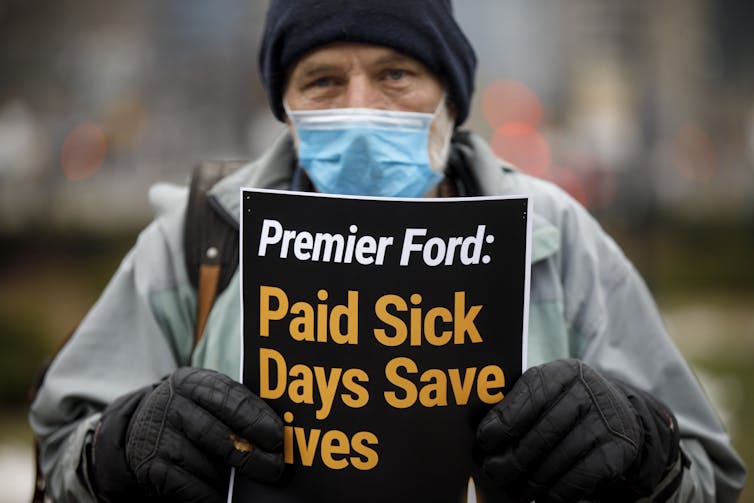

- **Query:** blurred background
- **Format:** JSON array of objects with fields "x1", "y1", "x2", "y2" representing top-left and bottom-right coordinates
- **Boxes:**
[{"x1": 1, "y1": 0, "x2": 752, "y2": 500}]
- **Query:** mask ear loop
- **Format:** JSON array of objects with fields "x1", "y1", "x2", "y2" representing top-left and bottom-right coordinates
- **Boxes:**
[
  {"x1": 283, "y1": 101, "x2": 303, "y2": 150},
  {"x1": 432, "y1": 93, "x2": 448, "y2": 115},
  {"x1": 283, "y1": 101, "x2": 315, "y2": 191},
  {"x1": 282, "y1": 100, "x2": 294, "y2": 117},
  {"x1": 428, "y1": 93, "x2": 454, "y2": 174}
]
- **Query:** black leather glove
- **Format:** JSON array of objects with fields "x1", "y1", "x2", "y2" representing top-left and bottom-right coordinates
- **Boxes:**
[
  {"x1": 89, "y1": 367, "x2": 284, "y2": 503},
  {"x1": 477, "y1": 359, "x2": 682, "y2": 503}
]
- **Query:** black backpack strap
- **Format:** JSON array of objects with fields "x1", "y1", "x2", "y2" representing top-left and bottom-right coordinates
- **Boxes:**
[{"x1": 184, "y1": 160, "x2": 245, "y2": 347}]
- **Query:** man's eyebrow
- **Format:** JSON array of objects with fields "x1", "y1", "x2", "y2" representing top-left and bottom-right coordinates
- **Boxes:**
[
  {"x1": 372, "y1": 53, "x2": 418, "y2": 67},
  {"x1": 290, "y1": 52, "x2": 420, "y2": 80},
  {"x1": 293, "y1": 62, "x2": 341, "y2": 79}
]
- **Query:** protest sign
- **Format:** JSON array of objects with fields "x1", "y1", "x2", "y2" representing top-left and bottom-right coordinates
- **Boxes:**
[{"x1": 231, "y1": 189, "x2": 531, "y2": 502}]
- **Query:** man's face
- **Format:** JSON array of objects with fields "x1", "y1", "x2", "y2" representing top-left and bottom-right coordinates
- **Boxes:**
[
  {"x1": 283, "y1": 42, "x2": 446, "y2": 113},
  {"x1": 283, "y1": 42, "x2": 455, "y2": 175}
]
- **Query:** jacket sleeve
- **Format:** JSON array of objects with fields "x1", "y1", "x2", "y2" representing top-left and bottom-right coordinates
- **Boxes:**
[
  {"x1": 554, "y1": 196, "x2": 746, "y2": 502},
  {"x1": 28, "y1": 201, "x2": 197, "y2": 502}
]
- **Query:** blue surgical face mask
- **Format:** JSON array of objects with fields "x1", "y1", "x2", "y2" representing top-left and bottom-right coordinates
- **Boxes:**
[{"x1": 286, "y1": 105, "x2": 444, "y2": 198}]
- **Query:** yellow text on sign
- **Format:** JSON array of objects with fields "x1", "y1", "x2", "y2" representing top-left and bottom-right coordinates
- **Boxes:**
[
  {"x1": 383, "y1": 356, "x2": 505, "y2": 409},
  {"x1": 373, "y1": 291, "x2": 483, "y2": 347}
]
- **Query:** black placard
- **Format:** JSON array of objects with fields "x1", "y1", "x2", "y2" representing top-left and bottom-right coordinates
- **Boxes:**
[{"x1": 231, "y1": 189, "x2": 531, "y2": 503}]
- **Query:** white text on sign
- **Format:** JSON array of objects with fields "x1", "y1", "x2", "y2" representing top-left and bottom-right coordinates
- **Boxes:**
[{"x1": 257, "y1": 219, "x2": 494, "y2": 266}]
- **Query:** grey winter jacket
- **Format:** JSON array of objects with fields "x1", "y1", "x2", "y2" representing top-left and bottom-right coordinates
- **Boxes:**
[{"x1": 29, "y1": 131, "x2": 746, "y2": 502}]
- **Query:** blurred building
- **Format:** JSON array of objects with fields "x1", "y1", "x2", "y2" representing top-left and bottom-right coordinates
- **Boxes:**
[{"x1": 1, "y1": 0, "x2": 752, "y2": 231}]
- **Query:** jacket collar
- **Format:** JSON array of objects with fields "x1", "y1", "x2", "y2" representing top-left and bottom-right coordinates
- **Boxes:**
[
  {"x1": 452, "y1": 131, "x2": 560, "y2": 263},
  {"x1": 207, "y1": 132, "x2": 296, "y2": 228}
]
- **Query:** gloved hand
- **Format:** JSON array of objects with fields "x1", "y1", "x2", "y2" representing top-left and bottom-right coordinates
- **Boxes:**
[
  {"x1": 89, "y1": 367, "x2": 284, "y2": 503},
  {"x1": 477, "y1": 359, "x2": 682, "y2": 503}
]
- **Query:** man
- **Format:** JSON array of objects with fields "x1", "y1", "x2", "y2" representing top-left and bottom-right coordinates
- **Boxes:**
[{"x1": 30, "y1": 1, "x2": 745, "y2": 502}]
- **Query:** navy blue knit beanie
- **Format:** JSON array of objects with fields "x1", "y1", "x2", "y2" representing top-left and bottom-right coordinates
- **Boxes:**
[{"x1": 258, "y1": 0, "x2": 477, "y2": 125}]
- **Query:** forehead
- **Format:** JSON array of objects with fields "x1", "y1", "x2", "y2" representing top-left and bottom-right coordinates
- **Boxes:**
[{"x1": 288, "y1": 42, "x2": 425, "y2": 75}]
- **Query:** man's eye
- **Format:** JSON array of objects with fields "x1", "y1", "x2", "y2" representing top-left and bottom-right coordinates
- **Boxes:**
[
  {"x1": 307, "y1": 76, "x2": 338, "y2": 88},
  {"x1": 385, "y1": 69, "x2": 408, "y2": 81}
]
